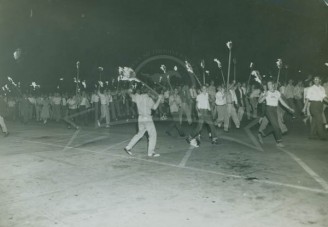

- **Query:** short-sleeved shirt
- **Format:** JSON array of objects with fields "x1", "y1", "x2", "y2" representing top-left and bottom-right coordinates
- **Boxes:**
[
  {"x1": 131, "y1": 94, "x2": 154, "y2": 117},
  {"x1": 169, "y1": 95, "x2": 181, "y2": 113},
  {"x1": 215, "y1": 91, "x2": 226, "y2": 105},
  {"x1": 196, "y1": 93, "x2": 210, "y2": 110},
  {"x1": 306, "y1": 85, "x2": 326, "y2": 102},
  {"x1": 266, "y1": 90, "x2": 281, "y2": 107}
]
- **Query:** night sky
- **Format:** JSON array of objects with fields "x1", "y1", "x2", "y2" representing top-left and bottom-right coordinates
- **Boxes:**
[{"x1": 0, "y1": 0, "x2": 327, "y2": 91}]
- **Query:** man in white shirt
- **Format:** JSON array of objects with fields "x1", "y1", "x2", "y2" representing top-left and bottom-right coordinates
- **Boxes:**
[
  {"x1": 224, "y1": 83, "x2": 240, "y2": 132},
  {"x1": 97, "y1": 89, "x2": 110, "y2": 128},
  {"x1": 187, "y1": 86, "x2": 220, "y2": 147},
  {"x1": 304, "y1": 77, "x2": 328, "y2": 140},
  {"x1": 52, "y1": 93, "x2": 62, "y2": 122},
  {"x1": 91, "y1": 90, "x2": 100, "y2": 127},
  {"x1": 166, "y1": 88, "x2": 184, "y2": 137},
  {"x1": 214, "y1": 85, "x2": 227, "y2": 128},
  {"x1": 124, "y1": 88, "x2": 162, "y2": 157},
  {"x1": 258, "y1": 81, "x2": 294, "y2": 147}
]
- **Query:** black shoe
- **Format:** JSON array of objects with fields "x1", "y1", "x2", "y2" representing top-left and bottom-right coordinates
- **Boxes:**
[
  {"x1": 179, "y1": 132, "x2": 186, "y2": 137},
  {"x1": 165, "y1": 131, "x2": 172, "y2": 136}
]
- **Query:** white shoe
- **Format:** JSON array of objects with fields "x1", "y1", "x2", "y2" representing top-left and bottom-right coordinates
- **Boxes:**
[
  {"x1": 124, "y1": 147, "x2": 133, "y2": 156},
  {"x1": 148, "y1": 153, "x2": 160, "y2": 157},
  {"x1": 97, "y1": 120, "x2": 101, "y2": 127},
  {"x1": 276, "y1": 142, "x2": 285, "y2": 148},
  {"x1": 190, "y1": 139, "x2": 199, "y2": 148}
]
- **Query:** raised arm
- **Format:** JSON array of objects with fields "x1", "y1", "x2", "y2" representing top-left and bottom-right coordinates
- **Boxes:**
[{"x1": 279, "y1": 97, "x2": 294, "y2": 113}]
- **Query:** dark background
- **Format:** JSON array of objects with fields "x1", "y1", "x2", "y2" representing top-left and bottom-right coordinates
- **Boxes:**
[{"x1": 0, "y1": 0, "x2": 327, "y2": 92}]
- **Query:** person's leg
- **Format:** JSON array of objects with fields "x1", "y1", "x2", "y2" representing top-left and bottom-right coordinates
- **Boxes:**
[
  {"x1": 277, "y1": 108, "x2": 288, "y2": 134},
  {"x1": 245, "y1": 98, "x2": 252, "y2": 120},
  {"x1": 203, "y1": 110, "x2": 218, "y2": 140},
  {"x1": 0, "y1": 116, "x2": 8, "y2": 133},
  {"x1": 105, "y1": 105, "x2": 110, "y2": 126},
  {"x1": 185, "y1": 104, "x2": 192, "y2": 125},
  {"x1": 309, "y1": 103, "x2": 317, "y2": 138},
  {"x1": 238, "y1": 106, "x2": 244, "y2": 122},
  {"x1": 265, "y1": 106, "x2": 282, "y2": 143},
  {"x1": 126, "y1": 118, "x2": 147, "y2": 150},
  {"x1": 250, "y1": 98, "x2": 258, "y2": 118},
  {"x1": 190, "y1": 110, "x2": 205, "y2": 139},
  {"x1": 312, "y1": 102, "x2": 325, "y2": 139},
  {"x1": 259, "y1": 117, "x2": 269, "y2": 133},
  {"x1": 94, "y1": 102, "x2": 99, "y2": 127},
  {"x1": 145, "y1": 120, "x2": 157, "y2": 156},
  {"x1": 224, "y1": 105, "x2": 232, "y2": 131},
  {"x1": 230, "y1": 105, "x2": 240, "y2": 128}
]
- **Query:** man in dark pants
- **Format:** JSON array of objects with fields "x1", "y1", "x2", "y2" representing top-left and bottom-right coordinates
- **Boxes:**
[
  {"x1": 304, "y1": 77, "x2": 328, "y2": 140},
  {"x1": 258, "y1": 81, "x2": 294, "y2": 147},
  {"x1": 187, "y1": 86, "x2": 220, "y2": 147}
]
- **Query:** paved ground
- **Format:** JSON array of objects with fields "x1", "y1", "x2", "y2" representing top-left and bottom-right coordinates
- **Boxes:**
[{"x1": 0, "y1": 118, "x2": 327, "y2": 227}]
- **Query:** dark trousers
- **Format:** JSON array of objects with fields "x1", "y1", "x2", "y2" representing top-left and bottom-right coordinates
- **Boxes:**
[
  {"x1": 310, "y1": 101, "x2": 325, "y2": 139},
  {"x1": 190, "y1": 109, "x2": 217, "y2": 139},
  {"x1": 79, "y1": 106, "x2": 88, "y2": 126},
  {"x1": 263, "y1": 106, "x2": 282, "y2": 142},
  {"x1": 166, "y1": 112, "x2": 183, "y2": 134}
]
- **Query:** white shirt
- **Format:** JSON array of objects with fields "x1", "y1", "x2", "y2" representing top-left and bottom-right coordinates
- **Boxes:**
[
  {"x1": 8, "y1": 100, "x2": 16, "y2": 107},
  {"x1": 266, "y1": 90, "x2": 281, "y2": 107},
  {"x1": 229, "y1": 89, "x2": 238, "y2": 105},
  {"x1": 67, "y1": 98, "x2": 78, "y2": 109},
  {"x1": 215, "y1": 91, "x2": 226, "y2": 105},
  {"x1": 91, "y1": 94, "x2": 99, "y2": 103},
  {"x1": 52, "y1": 97, "x2": 61, "y2": 105},
  {"x1": 196, "y1": 93, "x2": 211, "y2": 110},
  {"x1": 61, "y1": 97, "x2": 67, "y2": 106},
  {"x1": 306, "y1": 85, "x2": 326, "y2": 102},
  {"x1": 98, "y1": 93, "x2": 108, "y2": 105},
  {"x1": 80, "y1": 97, "x2": 88, "y2": 106},
  {"x1": 28, "y1": 97, "x2": 36, "y2": 104},
  {"x1": 293, "y1": 86, "x2": 303, "y2": 99},
  {"x1": 131, "y1": 94, "x2": 155, "y2": 117},
  {"x1": 284, "y1": 85, "x2": 295, "y2": 99},
  {"x1": 169, "y1": 94, "x2": 181, "y2": 113}
]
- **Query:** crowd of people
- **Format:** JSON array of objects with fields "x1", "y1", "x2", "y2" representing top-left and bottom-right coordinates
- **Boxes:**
[{"x1": 0, "y1": 76, "x2": 327, "y2": 156}]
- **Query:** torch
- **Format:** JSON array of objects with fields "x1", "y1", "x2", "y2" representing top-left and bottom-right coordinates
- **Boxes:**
[{"x1": 226, "y1": 41, "x2": 233, "y2": 90}]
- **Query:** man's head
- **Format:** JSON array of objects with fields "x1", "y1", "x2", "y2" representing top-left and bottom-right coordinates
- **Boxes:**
[
  {"x1": 313, "y1": 76, "x2": 321, "y2": 86},
  {"x1": 267, "y1": 81, "x2": 276, "y2": 91},
  {"x1": 201, "y1": 85, "x2": 207, "y2": 93}
]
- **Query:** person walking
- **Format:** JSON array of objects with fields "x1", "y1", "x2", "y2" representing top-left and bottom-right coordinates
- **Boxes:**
[
  {"x1": 124, "y1": 88, "x2": 162, "y2": 157},
  {"x1": 303, "y1": 77, "x2": 328, "y2": 140},
  {"x1": 0, "y1": 95, "x2": 9, "y2": 137},
  {"x1": 258, "y1": 81, "x2": 294, "y2": 147}
]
